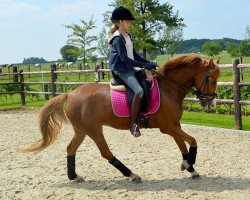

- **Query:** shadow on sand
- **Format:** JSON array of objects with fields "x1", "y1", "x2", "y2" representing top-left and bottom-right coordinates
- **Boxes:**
[{"x1": 52, "y1": 175, "x2": 250, "y2": 192}]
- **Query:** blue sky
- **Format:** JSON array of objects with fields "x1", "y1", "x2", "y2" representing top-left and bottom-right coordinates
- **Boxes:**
[{"x1": 0, "y1": 0, "x2": 249, "y2": 64}]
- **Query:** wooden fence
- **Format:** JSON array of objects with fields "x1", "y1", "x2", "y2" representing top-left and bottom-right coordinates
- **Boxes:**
[{"x1": 0, "y1": 59, "x2": 249, "y2": 130}]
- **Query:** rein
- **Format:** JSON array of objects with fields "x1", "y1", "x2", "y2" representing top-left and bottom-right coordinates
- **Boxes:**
[{"x1": 152, "y1": 69, "x2": 217, "y2": 102}]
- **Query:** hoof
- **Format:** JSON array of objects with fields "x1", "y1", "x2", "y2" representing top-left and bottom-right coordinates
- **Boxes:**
[
  {"x1": 181, "y1": 160, "x2": 190, "y2": 171},
  {"x1": 191, "y1": 171, "x2": 200, "y2": 179},
  {"x1": 181, "y1": 163, "x2": 186, "y2": 171},
  {"x1": 73, "y1": 175, "x2": 84, "y2": 183},
  {"x1": 130, "y1": 173, "x2": 142, "y2": 183}
]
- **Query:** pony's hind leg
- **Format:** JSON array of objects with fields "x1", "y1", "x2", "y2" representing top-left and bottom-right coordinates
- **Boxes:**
[
  {"x1": 88, "y1": 126, "x2": 141, "y2": 183},
  {"x1": 66, "y1": 127, "x2": 86, "y2": 182}
]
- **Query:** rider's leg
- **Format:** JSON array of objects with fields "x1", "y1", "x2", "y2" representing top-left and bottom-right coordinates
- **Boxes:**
[
  {"x1": 112, "y1": 70, "x2": 144, "y2": 137},
  {"x1": 129, "y1": 92, "x2": 143, "y2": 137}
]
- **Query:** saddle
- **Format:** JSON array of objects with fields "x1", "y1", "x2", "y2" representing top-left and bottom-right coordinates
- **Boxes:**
[
  {"x1": 110, "y1": 69, "x2": 160, "y2": 128},
  {"x1": 110, "y1": 69, "x2": 153, "y2": 113}
]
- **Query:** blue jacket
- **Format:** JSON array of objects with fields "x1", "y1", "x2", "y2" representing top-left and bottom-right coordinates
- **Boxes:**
[{"x1": 109, "y1": 32, "x2": 150, "y2": 72}]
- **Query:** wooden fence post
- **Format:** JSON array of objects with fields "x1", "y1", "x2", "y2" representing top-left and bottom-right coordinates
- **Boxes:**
[
  {"x1": 78, "y1": 63, "x2": 82, "y2": 80},
  {"x1": 8, "y1": 65, "x2": 10, "y2": 81},
  {"x1": 20, "y1": 70, "x2": 26, "y2": 106},
  {"x1": 94, "y1": 65, "x2": 100, "y2": 82},
  {"x1": 233, "y1": 59, "x2": 242, "y2": 130},
  {"x1": 51, "y1": 64, "x2": 57, "y2": 97},
  {"x1": 44, "y1": 84, "x2": 49, "y2": 100},
  {"x1": 13, "y1": 66, "x2": 18, "y2": 82},
  {"x1": 28, "y1": 65, "x2": 31, "y2": 79},
  {"x1": 101, "y1": 61, "x2": 105, "y2": 80}
]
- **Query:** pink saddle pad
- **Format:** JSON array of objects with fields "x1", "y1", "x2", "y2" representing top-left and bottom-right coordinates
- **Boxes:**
[{"x1": 111, "y1": 78, "x2": 160, "y2": 117}]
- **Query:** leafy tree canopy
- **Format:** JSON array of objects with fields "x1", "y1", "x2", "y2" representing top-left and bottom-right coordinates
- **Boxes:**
[
  {"x1": 160, "y1": 26, "x2": 183, "y2": 57},
  {"x1": 245, "y1": 25, "x2": 250, "y2": 39},
  {"x1": 60, "y1": 45, "x2": 79, "y2": 62},
  {"x1": 239, "y1": 39, "x2": 250, "y2": 57},
  {"x1": 23, "y1": 57, "x2": 47, "y2": 64},
  {"x1": 64, "y1": 17, "x2": 97, "y2": 63},
  {"x1": 203, "y1": 42, "x2": 221, "y2": 57},
  {"x1": 226, "y1": 43, "x2": 239, "y2": 57},
  {"x1": 97, "y1": 27, "x2": 109, "y2": 59},
  {"x1": 105, "y1": 0, "x2": 185, "y2": 58}
]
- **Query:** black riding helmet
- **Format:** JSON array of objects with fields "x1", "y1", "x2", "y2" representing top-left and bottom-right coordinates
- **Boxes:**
[{"x1": 111, "y1": 6, "x2": 135, "y2": 22}]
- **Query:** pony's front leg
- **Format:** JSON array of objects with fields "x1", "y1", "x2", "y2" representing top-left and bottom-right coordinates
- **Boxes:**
[
  {"x1": 174, "y1": 137, "x2": 200, "y2": 179},
  {"x1": 164, "y1": 126, "x2": 200, "y2": 179}
]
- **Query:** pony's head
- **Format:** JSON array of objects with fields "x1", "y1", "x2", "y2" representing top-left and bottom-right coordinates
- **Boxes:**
[{"x1": 194, "y1": 57, "x2": 220, "y2": 109}]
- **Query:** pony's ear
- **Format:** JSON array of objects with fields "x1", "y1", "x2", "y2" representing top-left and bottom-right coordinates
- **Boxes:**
[
  {"x1": 215, "y1": 57, "x2": 220, "y2": 64},
  {"x1": 205, "y1": 58, "x2": 214, "y2": 69},
  {"x1": 209, "y1": 58, "x2": 213, "y2": 66}
]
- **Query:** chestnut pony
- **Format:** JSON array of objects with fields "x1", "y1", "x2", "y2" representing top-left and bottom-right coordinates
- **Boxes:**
[{"x1": 22, "y1": 55, "x2": 220, "y2": 182}]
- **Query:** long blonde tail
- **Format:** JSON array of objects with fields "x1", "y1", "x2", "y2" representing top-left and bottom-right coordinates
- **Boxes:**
[{"x1": 21, "y1": 93, "x2": 68, "y2": 153}]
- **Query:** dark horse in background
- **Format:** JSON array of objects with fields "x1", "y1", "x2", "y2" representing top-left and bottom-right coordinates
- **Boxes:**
[{"x1": 22, "y1": 55, "x2": 220, "y2": 182}]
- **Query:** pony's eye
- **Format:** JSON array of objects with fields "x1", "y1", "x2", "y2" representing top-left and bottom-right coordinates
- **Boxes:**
[{"x1": 209, "y1": 80, "x2": 217, "y2": 85}]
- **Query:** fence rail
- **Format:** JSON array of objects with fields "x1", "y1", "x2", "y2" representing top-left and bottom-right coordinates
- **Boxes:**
[{"x1": 0, "y1": 60, "x2": 249, "y2": 129}]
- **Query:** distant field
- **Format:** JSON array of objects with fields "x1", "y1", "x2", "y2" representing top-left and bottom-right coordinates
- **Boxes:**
[{"x1": 155, "y1": 52, "x2": 250, "y2": 82}]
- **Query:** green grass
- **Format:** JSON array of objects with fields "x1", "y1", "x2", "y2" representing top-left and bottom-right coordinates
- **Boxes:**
[{"x1": 181, "y1": 111, "x2": 250, "y2": 131}]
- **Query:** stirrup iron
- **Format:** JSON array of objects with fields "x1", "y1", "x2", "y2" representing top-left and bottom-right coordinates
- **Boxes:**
[{"x1": 130, "y1": 123, "x2": 141, "y2": 138}]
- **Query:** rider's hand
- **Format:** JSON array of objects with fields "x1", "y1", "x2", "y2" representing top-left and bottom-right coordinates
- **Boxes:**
[{"x1": 144, "y1": 62, "x2": 156, "y2": 70}]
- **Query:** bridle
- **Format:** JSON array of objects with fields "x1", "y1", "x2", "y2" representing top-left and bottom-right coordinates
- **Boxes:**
[
  {"x1": 153, "y1": 69, "x2": 217, "y2": 103},
  {"x1": 193, "y1": 70, "x2": 217, "y2": 103}
]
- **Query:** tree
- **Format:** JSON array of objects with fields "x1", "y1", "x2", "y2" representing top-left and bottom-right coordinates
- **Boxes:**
[
  {"x1": 60, "y1": 45, "x2": 79, "y2": 62},
  {"x1": 237, "y1": 26, "x2": 250, "y2": 57},
  {"x1": 22, "y1": 57, "x2": 47, "y2": 64},
  {"x1": 245, "y1": 25, "x2": 250, "y2": 39},
  {"x1": 203, "y1": 42, "x2": 221, "y2": 57},
  {"x1": 64, "y1": 17, "x2": 97, "y2": 64},
  {"x1": 105, "y1": 0, "x2": 184, "y2": 58},
  {"x1": 239, "y1": 39, "x2": 250, "y2": 57},
  {"x1": 160, "y1": 26, "x2": 183, "y2": 57},
  {"x1": 178, "y1": 38, "x2": 241, "y2": 54},
  {"x1": 97, "y1": 27, "x2": 110, "y2": 59},
  {"x1": 226, "y1": 43, "x2": 239, "y2": 57}
]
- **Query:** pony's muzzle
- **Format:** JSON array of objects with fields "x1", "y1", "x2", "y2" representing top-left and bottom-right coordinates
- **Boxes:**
[{"x1": 208, "y1": 98, "x2": 217, "y2": 109}]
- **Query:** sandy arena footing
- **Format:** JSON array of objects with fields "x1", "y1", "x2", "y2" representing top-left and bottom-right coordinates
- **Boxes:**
[{"x1": 0, "y1": 110, "x2": 249, "y2": 200}]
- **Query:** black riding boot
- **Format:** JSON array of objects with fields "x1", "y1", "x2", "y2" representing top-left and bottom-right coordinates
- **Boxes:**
[{"x1": 129, "y1": 94, "x2": 142, "y2": 138}]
